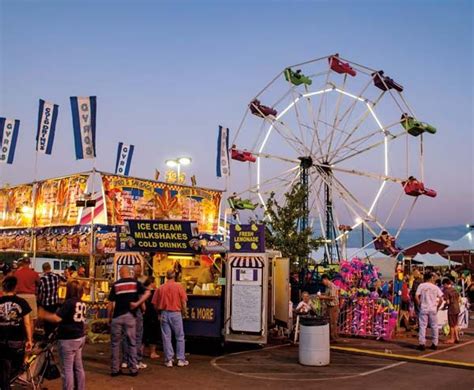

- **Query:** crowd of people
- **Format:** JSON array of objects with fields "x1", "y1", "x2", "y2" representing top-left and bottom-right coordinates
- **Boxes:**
[
  {"x1": 0, "y1": 258, "x2": 190, "y2": 389},
  {"x1": 294, "y1": 265, "x2": 473, "y2": 348}
]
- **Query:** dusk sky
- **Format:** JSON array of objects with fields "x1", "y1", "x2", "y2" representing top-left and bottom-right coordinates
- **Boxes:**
[{"x1": 0, "y1": 0, "x2": 472, "y2": 229}]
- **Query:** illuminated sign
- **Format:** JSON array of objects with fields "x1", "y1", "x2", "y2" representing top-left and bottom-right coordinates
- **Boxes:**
[
  {"x1": 229, "y1": 223, "x2": 265, "y2": 253},
  {"x1": 117, "y1": 219, "x2": 199, "y2": 253}
]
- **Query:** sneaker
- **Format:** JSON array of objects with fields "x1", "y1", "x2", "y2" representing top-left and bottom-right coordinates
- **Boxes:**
[
  {"x1": 417, "y1": 344, "x2": 425, "y2": 351},
  {"x1": 177, "y1": 360, "x2": 189, "y2": 367},
  {"x1": 429, "y1": 344, "x2": 437, "y2": 351},
  {"x1": 137, "y1": 362, "x2": 147, "y2": 369},
  {"x1": 128, "y1": 371, "x2": 138, "y2": 377},
  {"x1": 165, "y1": 360, "x2": 173, "y2": 368},
  {"x1": 110, "y1": 371, "x2": 122, "y2": 377},
  {"x1": 121, "y1": 362, "x2": 128, "y2": 369}
]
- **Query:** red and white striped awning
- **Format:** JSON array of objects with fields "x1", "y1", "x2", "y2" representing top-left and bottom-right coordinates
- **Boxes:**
[{"x1": 230, "y1": 255, "x2": 264, "y2": 268}]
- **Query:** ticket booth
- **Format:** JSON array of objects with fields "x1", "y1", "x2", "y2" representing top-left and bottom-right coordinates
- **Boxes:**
[{"x1": 225, "y1": 253, "x2": 269, "y2": 344}]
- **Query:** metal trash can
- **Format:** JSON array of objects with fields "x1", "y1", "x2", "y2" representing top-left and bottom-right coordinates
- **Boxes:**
[{"x1": 298, "y1": 316, "x2": 330, "y2": 366}]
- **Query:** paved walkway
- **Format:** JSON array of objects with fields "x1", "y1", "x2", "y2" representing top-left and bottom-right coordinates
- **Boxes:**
[{"x1": 19, "y1": 321, "x2": 474, "y2": 390}]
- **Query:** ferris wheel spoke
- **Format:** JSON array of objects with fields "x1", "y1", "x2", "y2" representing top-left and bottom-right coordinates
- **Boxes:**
[
  {"x1": 320, "y1": 170, "x2": 386, "y2": 232},
  {"x1": 333, "y1": 130, "x2": 406, "y2": 166},
  {"x1": 273, "y1": 120, "x2": 311, "y2": 156},
  {"x1": 315, "y1": 170, "x2": 384, "y2": 242},
  {"x1": 288, "y1": 87, "x2": 309, "y2": 147},
  {"x1": 309, "y1": 70, "x2": 332, "y2": 156},
  {"x1": 328, "y1": 92, "x2": 385, "y2": 162},
  {"x1": 303, "y1": 88, "x2": 324, "y2": 159},
  {"x1": 317, "y1": 163, "x2": 404, "y2": 183},
  {"x1": 394, "y1": 197, "x2": 418, "y2": 238},
  {"x1": 326, "y1": 75, "x2": 348, "y2": 158},
  {"x1": 333, "y1": 77, "x2": 378, "y2": 130},
  {"x1": 331, "y1": 119, "x2": 401, "y2": 159}
]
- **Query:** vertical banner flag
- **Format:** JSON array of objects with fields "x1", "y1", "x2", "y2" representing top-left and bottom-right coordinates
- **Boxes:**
[
  {"x1": 114, "y1": 142, "x2": 135, "y2": 176},
  {"x1": 70, "y1": 96, "x2": 97, "y2": 160},
  {"x1": 36, "y1": 99, "x2": 59, "y2": 155},
  {"x1": 216, "y1": 126, "x2": 230, "y2": 177},
  {"x1": 0, "y1": 118, "x2": 20, "y2": 164}
]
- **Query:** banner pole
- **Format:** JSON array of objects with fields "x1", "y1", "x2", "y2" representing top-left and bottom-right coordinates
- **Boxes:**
[
  {"x1": 89, "y1": 164, "x2": 97, "y2": 303},
  {"x1": 31, "y1": 150, "x2": 39, "y2": 268}
]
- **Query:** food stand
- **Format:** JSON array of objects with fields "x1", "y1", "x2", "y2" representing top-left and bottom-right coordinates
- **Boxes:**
[{"x1": 0, "y1": 171, "x2": 226, "y2": 339}]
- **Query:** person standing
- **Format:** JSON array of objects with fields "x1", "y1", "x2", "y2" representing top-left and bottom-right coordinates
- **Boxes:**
[
  {"x1": 142, "y1": 276, "x2": 160, "y2": 359},
  {"x1": 121, "y1": 263, "x2": 147, "y2": 370},
  {"x1": 39, "y1": 281, "x2": 87, "y2": 390},
  {"x1": 415, "y1": 272, "x2": 444, "y2": 351},
  {"x1": 152, "y1": 270, "x2": 188, "y2": 367},
  {"x1": 0, "y1": 276, "x2": 33, "y2": 390},
  {"x1": 14, "y1": 257, "x2": 39, "y2": 336},
  {"x1": 38, "y1": 262, "x2": 66, "y2": 338},
  {"x1": 442, "y1": 278, "x2": 461, "y2": 344},
  {"x1": 320, "y1": 274, "x2": 340, "y2": 341},
  {"x1": 108, "y1": 266, "x2": 150, "y2": 377}
]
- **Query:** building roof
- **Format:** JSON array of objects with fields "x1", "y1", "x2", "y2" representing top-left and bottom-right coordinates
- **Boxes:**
[
  {"x1": 404, "y1": 238, "x2": 453, "y2": 251},
  {"x1": 445, "y1": 231, "x2": 474, "y2": 252},
  {"x1": 413, "y1": 252, "x2": 460, "y2": 267}
]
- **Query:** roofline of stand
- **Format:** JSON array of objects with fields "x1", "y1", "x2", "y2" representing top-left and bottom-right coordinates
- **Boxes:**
[{"x1": 0, "y1": 169, "x2": 224, "y2": 193}]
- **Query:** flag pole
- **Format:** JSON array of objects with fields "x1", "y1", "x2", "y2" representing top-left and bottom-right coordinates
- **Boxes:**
[{"x1": 30, "y1": 148, "x2": 40, "y2": 269}]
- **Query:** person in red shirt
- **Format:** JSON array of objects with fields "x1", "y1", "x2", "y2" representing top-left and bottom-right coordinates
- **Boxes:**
[
  {"x1": 152, "y1": 270, "x2": 188, "y2": 368},
  {"x1": 14, "y1": 257, "x2": 39, "y2": 335}
]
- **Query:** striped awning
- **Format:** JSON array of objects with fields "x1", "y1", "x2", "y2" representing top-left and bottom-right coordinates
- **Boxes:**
[
  {"x1": 230, "y1": 255, "x2": 264, "y2": 268},
  {"x1": 115, "y1": 253, "x2": 142, "y2": 265}
]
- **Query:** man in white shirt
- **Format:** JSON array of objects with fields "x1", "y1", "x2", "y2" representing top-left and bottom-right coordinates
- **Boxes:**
[{"x1": 415, "y1": 272, "x2": 444, "y2": 351}]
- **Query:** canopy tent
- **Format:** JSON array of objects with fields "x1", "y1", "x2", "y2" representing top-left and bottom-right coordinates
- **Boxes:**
[
  {"x1": 413, "y1": 252, "x2": 459, "y2": 267},
  {"x1": 445, "y1": 232, "x2": 474, "y2": 252}
]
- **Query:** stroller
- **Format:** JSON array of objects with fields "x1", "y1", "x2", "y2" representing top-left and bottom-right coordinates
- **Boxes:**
[{"x1": 10, "y1": 333, "x2": 60, "y2": 389}]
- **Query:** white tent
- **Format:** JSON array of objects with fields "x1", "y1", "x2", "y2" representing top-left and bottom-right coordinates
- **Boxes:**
[
  {"x1": 445, "y1": 231, "x2": 474, "y2": 252},
  {"x1": 413, "y1": 252, "x2": 459, "y2": 267}
]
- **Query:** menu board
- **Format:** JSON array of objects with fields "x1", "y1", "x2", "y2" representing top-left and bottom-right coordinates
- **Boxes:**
[
  {"x1": 231, "y1": 284, "x2": 262, "y2": 333},
  {"x1": 102, "y1": 175, "x2": 221, "y2": 234}
]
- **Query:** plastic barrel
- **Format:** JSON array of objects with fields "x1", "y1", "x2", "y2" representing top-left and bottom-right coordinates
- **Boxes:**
[{"x1": 298, "y1": 317, "x2": 330, "y2": 366}]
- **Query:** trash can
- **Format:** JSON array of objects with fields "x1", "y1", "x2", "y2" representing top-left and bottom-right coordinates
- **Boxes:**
[{"x1": 298, "y1": 317, "x2": 330, "y2": 366}]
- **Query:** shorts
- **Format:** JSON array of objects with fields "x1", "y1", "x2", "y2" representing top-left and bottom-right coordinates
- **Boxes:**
[
  {"x1": 17, "y1": 294, "x2": 38, "y2": 320},
  {"x1": 448, "y1": 313, "x2": 459, "y2": 327}
]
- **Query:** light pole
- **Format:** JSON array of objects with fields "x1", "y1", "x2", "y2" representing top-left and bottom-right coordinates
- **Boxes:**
[{"x1": 165, "y1": 157, "x2": 192, "y2": 184}]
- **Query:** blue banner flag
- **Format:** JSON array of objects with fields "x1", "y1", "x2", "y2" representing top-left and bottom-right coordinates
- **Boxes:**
[
  {"x1": 36, "y1": 99, "x2": 59, "y2": 155},
  {"x1": 70, "y1": 96, "x2": 97, "y2": 159},
  {"x1": 0, "y1": 118, "x2": 20, "y2": 164},
  {"x1": 115, "y1": 142, "x2": 135, "y2": 176},
  {"x1": 216, "y1": 126, "x2": 230, "y2": 177}
]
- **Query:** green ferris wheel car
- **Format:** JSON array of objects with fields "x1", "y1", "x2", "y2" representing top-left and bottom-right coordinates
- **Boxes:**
[
  {"x1": 284, "y1": 68, "x2": 312, "y2": 86},
  {"x1": 400, "y1": 113, "x2": 437, "y2": 137}
]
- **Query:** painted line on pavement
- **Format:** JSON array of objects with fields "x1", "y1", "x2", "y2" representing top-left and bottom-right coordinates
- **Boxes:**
[
  {"x1": 210, "y1": 344, "x2": 403, "y2": 382},
  {"x1": 331, "y1": 339, "x2": 474, "y2": 370}
]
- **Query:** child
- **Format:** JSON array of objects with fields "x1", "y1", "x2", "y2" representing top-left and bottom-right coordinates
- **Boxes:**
[{"x1": 295, "y1": 291, "x2": 313, "y2": 314}]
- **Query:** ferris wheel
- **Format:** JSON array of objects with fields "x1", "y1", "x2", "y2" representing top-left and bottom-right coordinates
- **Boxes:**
[{"x1": 229, "y1": 54, "x2": 437, "y2": 263}]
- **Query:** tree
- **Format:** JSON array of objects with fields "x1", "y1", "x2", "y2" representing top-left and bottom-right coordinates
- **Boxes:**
[{"x1": 262, "y1": 183, "x2": 319, "y2": 269}]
